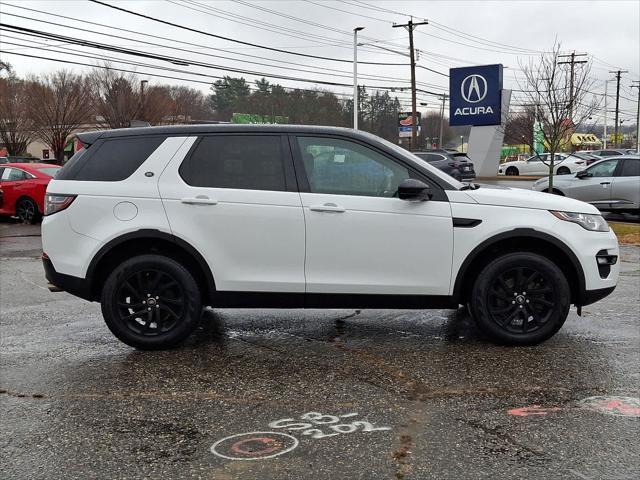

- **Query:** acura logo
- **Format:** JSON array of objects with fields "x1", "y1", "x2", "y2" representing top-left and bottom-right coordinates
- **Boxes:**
[{"x1": 461, "y1": 74, "x2": 488, "y2": 103}]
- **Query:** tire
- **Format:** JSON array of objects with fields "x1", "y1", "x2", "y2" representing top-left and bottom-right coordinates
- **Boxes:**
[
  {"x1": 16, "y1": 197, "x2": 40, "y2": 224},
  {"x1": 469, "y1": 252, "x2": 570, "y2": 346},
  {"x1": 505, "y1": 167, "x2": 519, "y2": 176},
  {"x1": 101, "y1": 254, "x2": 202, "y2": 350},
  {"x1": 557, "y1": 167, "x2": 570, "y2": 175}
]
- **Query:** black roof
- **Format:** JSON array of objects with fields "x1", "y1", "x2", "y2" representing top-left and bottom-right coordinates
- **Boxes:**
[{"x1": 77, "y1": 124, "x2": 363, "y2": 145}]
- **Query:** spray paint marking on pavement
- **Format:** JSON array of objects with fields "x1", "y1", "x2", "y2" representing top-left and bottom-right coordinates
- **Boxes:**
[
  {"x1": 578, "y1": 396, "x2": 640, "y2": 417},
  {"x1": 210, "y1": 412, "x2": 391, "y2": 460},
  {"x1": 210, "y1": 432, "x2": 298, "y2": 460},
  {"x1": 508, "y1": 405, "x2": 562, "y2": 417},
  {"x1": 507, "y1": 396, "x2": 640, "y2": 418}
]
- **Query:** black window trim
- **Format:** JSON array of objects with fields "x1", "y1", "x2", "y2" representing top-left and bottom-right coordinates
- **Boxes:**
[
  {"x1": 178, "y1": 133, "x2": 297, "y2": 193},
  {"x1": 288, "y1": 133, "x2": 448, "y2": 202}
]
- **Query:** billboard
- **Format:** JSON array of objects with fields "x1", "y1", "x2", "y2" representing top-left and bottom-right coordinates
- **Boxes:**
[
  {"x1": 398, "y1": 111, "x2": 421, "y2": 138},
  {"x1": 449, "y1": 64, "x2": 503, "y2": 126},
  {"x1": 232, "y1": 113, "x2": 288, "y2": 124}
]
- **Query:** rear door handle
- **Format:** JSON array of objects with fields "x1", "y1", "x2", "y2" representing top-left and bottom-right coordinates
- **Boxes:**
[
  {"x1": 180, "y1": 196, "x2": 218, "y2": 205},
  {"x1": 309, "y1": 203, "x2": 346, "y2": 213}
]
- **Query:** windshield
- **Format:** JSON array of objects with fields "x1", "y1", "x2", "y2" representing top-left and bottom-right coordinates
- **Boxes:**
[
  {"x1": 359, "y1": 132, "x2": 465, "y2": 189},
  {"x1": 36, "y1": 167, "x2": 61, "y2": 177}
]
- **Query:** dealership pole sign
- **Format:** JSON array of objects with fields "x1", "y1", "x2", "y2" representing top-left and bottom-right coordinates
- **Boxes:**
[
  {"x1": 398, "y1": 111, "x2": 421, "y2": 138},
  {"x1": 449, "y1": 64, "x2": 503, "y2": 126}
]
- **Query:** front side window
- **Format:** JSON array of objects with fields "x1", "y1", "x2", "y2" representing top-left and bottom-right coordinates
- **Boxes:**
[
  {"x1": 180, "y1": 135, "x2": 286, "y2": 191},
  {"x1": 297, "y1": 136, "x2": 409, "y2": 197},
  {"x1": 586, "y1": 159, "x2": 619, "y2": 177}
]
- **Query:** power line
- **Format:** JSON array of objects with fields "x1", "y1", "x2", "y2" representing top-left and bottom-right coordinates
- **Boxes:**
[
  {"x1": 88, "y1": 0, "x2": 408, "y2": 66},
  {"x1": 0, "y1": 24, "x2": 415, "y2": 92}
]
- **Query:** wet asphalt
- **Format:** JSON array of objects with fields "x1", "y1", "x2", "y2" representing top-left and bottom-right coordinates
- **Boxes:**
[{"x1": 1, "y1": 220, "x2": 639, "y2": 480}]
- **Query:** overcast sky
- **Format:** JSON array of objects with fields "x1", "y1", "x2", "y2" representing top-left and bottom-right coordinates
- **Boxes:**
[{"x1": 1, "y1": 0, "x2": 638, "y2": 122}]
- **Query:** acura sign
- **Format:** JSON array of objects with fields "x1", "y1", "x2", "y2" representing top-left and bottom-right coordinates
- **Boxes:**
[{"x1": 449, "y1": 64, "x2": 503, "y2": 126}]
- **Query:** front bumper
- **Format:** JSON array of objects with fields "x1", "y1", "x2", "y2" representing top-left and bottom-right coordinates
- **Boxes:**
[{"x1": 578, "y1": 286, "x2": 616, "y2": 306}]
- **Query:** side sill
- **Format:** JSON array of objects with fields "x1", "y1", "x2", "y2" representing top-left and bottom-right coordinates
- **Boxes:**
[{"x1": 212, "y1": 292, "x2": 459, "y2": 309}]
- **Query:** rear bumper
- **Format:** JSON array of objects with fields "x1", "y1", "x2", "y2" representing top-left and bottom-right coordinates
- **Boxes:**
[{"x1": 43, "y1": 255, "x2": 93, "y2": 301}]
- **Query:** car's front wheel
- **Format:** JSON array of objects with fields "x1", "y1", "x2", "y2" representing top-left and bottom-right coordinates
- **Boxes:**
[
  {"x1": 470, "y1": 252, "x2": 570, "y2": 345},
  {"x1": 101, "y1": 254, "x2": 202, "y2": 350},
  {"x1": 505, "y1": 167, "x2": 519, "y2": 176},
  {"x1": 557, "y1": 166, "x2": 571, "y2": 175}
]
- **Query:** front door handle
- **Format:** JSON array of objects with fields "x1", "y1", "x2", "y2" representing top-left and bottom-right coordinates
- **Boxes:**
[
  {"x1": 309, "y1": 203, "x2": 346, "y2": 213},
  {"x1": 600, "y1": 182, "x2": 611, "y2": 186},
  {"x1": 180, "y1": 196, "x2": 218, "y2": 205}
]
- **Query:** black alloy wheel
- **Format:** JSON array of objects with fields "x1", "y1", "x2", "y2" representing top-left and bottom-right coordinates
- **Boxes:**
[
  {"x1": 101, "y1": 254, "x2": 202, "y2": 349},
  {"x1": 486, "y1": 266, "x2": 555, "y2": 334},
  {"x1": 117, "y1": 270, "x2": 185, "y2": 336},
  {"x1": 470, "y1": 252, "x2": 570, "y2": 345},
  {"x1": 16, "y1": 198, "x2": 39, "y2": 224},
  {"x1": 505, "y1": 167, "x2": 519, "y2": 176}
]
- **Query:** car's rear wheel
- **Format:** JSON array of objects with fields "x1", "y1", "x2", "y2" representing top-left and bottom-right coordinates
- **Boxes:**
[
  {"x1": 557, "y1": 166, "x2": 570, "y2": 175},
  {"x1": 470, "y1": 252, "x2": 570, "y2": 345},
  {"x1": 505, "y1": 167, "x2": 519, "y2": 176},
  {"x1": 16, "y1": 197, "x2": 40, "y2": 224},
  {"x1": 101, "y1": 254, "x2": 202, "y2": 350}
]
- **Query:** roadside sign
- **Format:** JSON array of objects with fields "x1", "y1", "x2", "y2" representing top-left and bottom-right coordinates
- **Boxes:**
[{"x1": 449, "y1": 64, "x2": 503, "y2": 126}]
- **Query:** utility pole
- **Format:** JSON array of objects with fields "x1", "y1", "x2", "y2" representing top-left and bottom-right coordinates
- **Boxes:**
[
  {"x1": 353, "y1": 27, "x2": 364, "y2": 130},
  {"x1": 557, "y1": 52, "x2": 587, "y2": 118},
  {"x1": 610, "y1": 70, "x2": 628, "y2": 148},
  {"x1": 438, "y1": 94, "x2": 447, "y2": 148},
  {"x1": 393, "y1": 17, "x2": 428, "y2": 150},
  {"x1": 139, "y1": 79, "x2": 148, "y2": 121},
  {"x1": 632, "y1": 81, "x2": 640, "y2": 153},
  {"x1": 603, "y1": 80, "x2": 610, "y2": 148}
]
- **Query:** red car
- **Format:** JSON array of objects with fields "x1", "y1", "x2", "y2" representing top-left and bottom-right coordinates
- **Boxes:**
[{"x1": 0, "y1": 163, "x2": 61, "y2": 223}]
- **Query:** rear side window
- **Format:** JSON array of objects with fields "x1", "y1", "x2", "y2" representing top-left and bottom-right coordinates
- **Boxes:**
[
  {"x1": 179, "y1": 135, "x2": 286, "y2": 191},
  {"x1": 58, "y1": 136, "x2": 165, "y2": 181},
  {"x1": 620, "y1": 159, "x2": 640, "y2": 177}
]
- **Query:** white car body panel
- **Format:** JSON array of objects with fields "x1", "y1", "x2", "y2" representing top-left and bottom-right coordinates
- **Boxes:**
[
  {"x1": 158, "y1": 138, "x2": 306, "y2": 293},
  {"x1": 300, "y1": 192, "x2": 453, "y2": 295},
  {"x1": 43, "y1": 136, "x2": 190, "y2": 277}
]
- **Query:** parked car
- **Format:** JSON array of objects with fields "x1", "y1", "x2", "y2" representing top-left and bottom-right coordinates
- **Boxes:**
[
  {"x1": 0, "y1": 163, "x2": 61, "y2": 223},
  {"x1": 42, "y1": 125, "x2": 618, "y2": 349},
  {"x1": 532, "y1": 156, "x2": 640, "y2": 214},
  {"x1": 412, "y1": 150, "x2": 476, "y2": 181},
  {"x1": 579, "y1": 149, "x2": 634, "y2": 157},
  {"x1": 0, "y1": 186, "x2": 3, "y2": 208},
  {"x1": 0, "y1": 156, "x2": 8, "y2": 164},
  {"x1": 498, "y1": 152, "x2": 589, "y2": 176}
]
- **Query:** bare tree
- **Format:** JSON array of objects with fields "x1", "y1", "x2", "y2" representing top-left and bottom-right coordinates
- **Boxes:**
[
  {"x1": 518, "y1": 43, "x2": 599, "y2": 191},
  {"x1": 0, "y1": 75, "x2": 34, "y2": 155},
  {"x1": 90, "y1": 66, "x2": 140, "y2": 129},
  {"x1": 27, "y1": 71, "x2": 93, "y2": 164}
]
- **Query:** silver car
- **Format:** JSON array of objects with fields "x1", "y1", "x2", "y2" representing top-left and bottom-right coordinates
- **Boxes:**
[{"x1": 532, "y1": 155, "x2": 640, "y2": 214}]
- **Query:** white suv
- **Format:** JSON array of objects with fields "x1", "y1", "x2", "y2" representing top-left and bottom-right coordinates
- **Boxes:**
[{"x1": 42, "y1": 125, "x2": 619, "y2": 349}]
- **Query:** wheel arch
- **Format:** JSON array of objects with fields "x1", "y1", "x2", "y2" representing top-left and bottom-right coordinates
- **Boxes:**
[
  {"x1": 453, "y1": 228, "x2": 585, "y2": 305},
  {"x1": 87, "y1": 229, "x2": 216, "y2": 303}
]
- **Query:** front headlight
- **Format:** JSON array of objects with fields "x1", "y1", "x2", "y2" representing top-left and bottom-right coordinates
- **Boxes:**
[{"x1": 550, "y1": 210, "x2": 609, "y2": 232}]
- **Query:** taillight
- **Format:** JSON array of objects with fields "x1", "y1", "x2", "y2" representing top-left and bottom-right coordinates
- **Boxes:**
[{"x1": 44, "y1": 194, "x2": 76, "y2": 216}]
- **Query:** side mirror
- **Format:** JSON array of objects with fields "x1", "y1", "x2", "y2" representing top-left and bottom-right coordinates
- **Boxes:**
[
  {"x1": 576, "y1": 170, "x2": 589, "y2": 179},
  {"x1": 398, "y1": 178, "x2": 432, "y2": 201}
]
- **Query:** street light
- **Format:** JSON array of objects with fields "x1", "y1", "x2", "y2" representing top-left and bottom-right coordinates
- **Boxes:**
[{"x1": 353, "y1": 26, "x2": 364, "y2": 130}]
